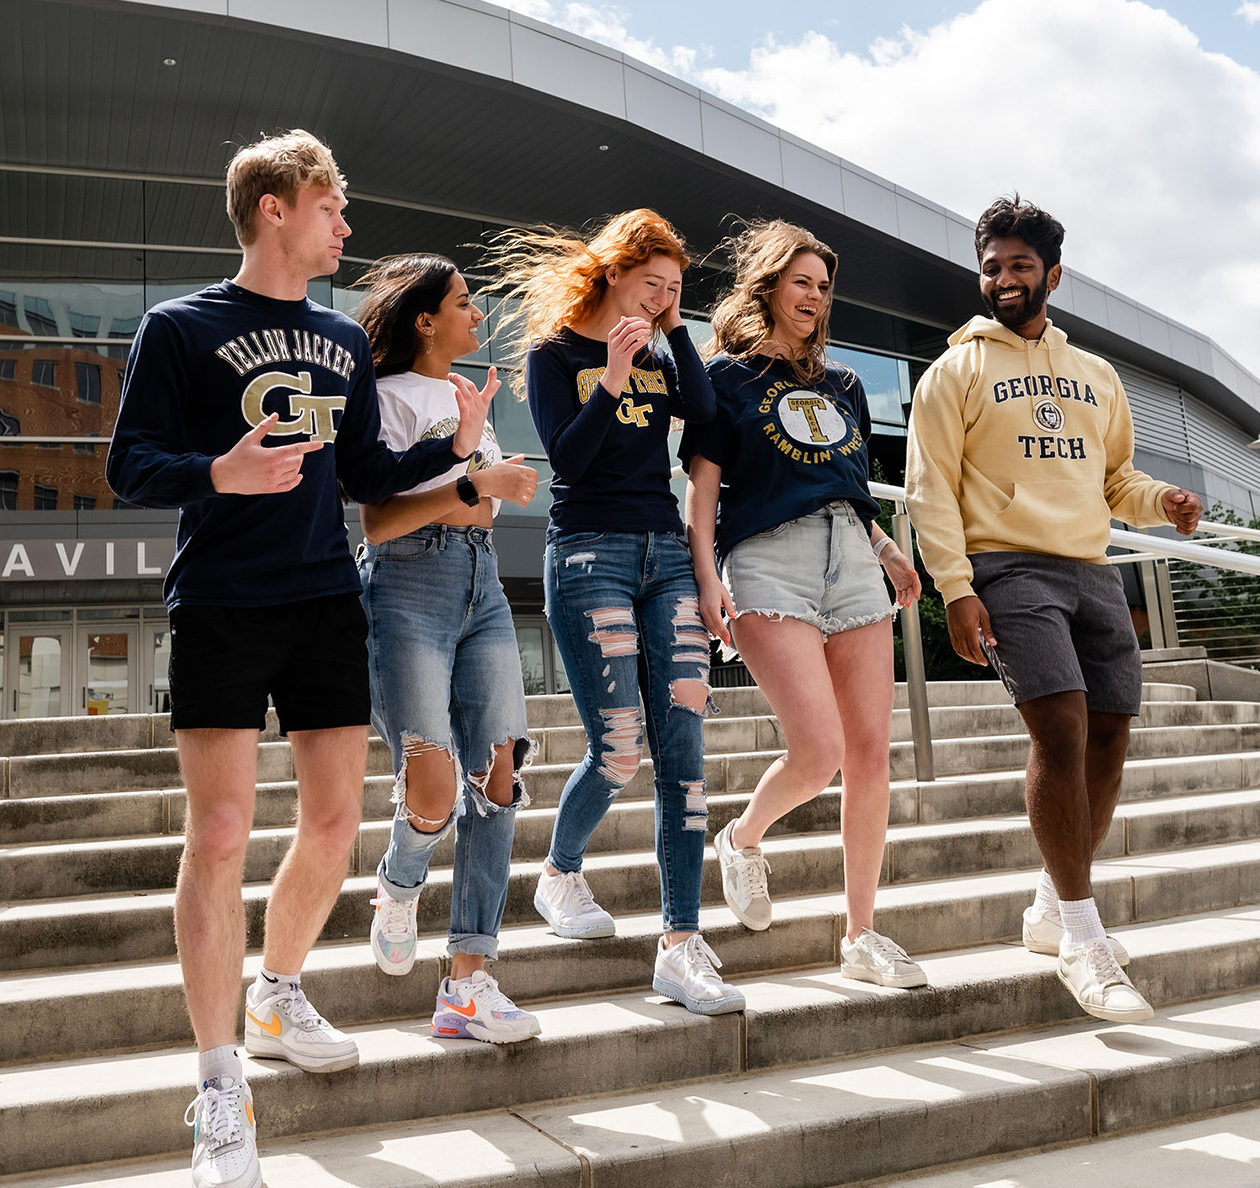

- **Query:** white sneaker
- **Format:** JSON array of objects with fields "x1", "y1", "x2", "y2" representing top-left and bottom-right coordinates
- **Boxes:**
[
  {"x1": 432, "y1": 969, "x2": 542, "y2": 1044},
  {"x1": 841, "y1": 928, "x2": 928, "y2": 988},
  {"x1": 244, "y1": 978, "x2": 359, "y2": 1072},
  {"x1": 1058, "y1": 936, "x2": 1154, "y2": 1023},
  {"x1": 185, "y1": 1075, "x2": 260, "y2": 1188},
  {"x1": 652, "y1": 934, "x2": 745, "y2": 1015},
  {"x1": 713, "y1": 820, "x2": 772, "y2": 931},
  {"x1": 534, "y1": 868, "x2": 616, "y2": 938},
  {"x1": 370, "y1": 882, "x2": 419, "y2": 975},
  {"x1": 1022, "y1": 905, "x2": 1129, "y2": 965}
]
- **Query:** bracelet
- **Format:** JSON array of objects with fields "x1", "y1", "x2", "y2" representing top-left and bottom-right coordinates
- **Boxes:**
[{"x1": 872, "y1": 536, "x2": 895, "y2": 560}]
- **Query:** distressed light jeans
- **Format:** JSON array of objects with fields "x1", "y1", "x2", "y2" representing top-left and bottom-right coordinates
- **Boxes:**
[
  {"x1": 544, "y1": 530, "x2": 712, "y2": 933},
  {"x1": 359, "y1": 525, "x2": 530, "y2": 959}
]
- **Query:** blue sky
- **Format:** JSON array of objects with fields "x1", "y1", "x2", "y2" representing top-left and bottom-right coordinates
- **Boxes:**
[{"x1": 501, "y1": 0, "x2": 1260, "y2": 377}]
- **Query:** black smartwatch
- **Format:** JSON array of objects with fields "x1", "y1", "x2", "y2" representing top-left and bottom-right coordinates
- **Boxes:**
[{"x1": 456, "y1": 474, "x2": 481, "y2": 507}]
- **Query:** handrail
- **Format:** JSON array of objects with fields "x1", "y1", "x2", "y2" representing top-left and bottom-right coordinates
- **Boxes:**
[{"x1": 1193, "y1": 519, "x2": 1260, "y2": 545}]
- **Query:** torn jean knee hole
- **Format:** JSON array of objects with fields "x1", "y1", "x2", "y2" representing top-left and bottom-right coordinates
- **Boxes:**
[
  {"x1": 394, "y1": 733, "x2": 457, "y2": 828},
  {"x1": 465, "y1": 734, "x2": 536, "y2": 816},
  {"x1": 670, "y1": 677, "x2": 710, "y2": 716}
]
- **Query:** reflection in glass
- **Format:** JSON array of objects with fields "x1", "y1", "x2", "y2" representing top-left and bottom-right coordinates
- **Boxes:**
[
  {"x1": 517, "y1": 625, "x2": 545, "y2": 696},
  {"x1": 151, "y1": 630, "x2": 171, "y2": 714},
  {"x1": 828, "y1": 346, "x2": 911, "y2": 427},
  {"x1": 18, "y1": 634, "x2": 61, "y2": 718},
  {"x1": 86, "y1": 632, "x2": 129, "y2": 714}
]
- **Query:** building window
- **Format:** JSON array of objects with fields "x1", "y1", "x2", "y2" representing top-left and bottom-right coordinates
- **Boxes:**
[
  {"x1": 33, "y1": 484, "x2": 57, "y2": 510},
  {"x1": 73, "y1": 493, "x2": 96, "y2": 511},
  {"x1": 0, "y1": 359, "x2": 14, "y2": 381},
  {"x1": 75, "y1": 362, "x2": 101, "y2": 405},
  {"x1": 109, "y1": 316, "x2": 141, "y2": 339},
  {"x1": 0, "y1": 471, "x2": 16, "y2": 510},
  {"x1": 32, "y1": 359, "x2": 57, "y2": 387},
  {"x1": 74, "y1": 442, "x2": 97, "y2": 456},
  {"x1": 0, "y1": 292, "x2": 17, "y2": 329},
  {"x1": 24, "y1": 297, "x2": 58, "y2": 337},
  {"x1": 69, "y1": 311, "x2": 100, "y2": 337}
]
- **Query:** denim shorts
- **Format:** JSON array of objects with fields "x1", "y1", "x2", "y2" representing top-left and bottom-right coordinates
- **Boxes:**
[
  {"x1": 722, "y1": 501, "x2": 895, "y2": 646},
  {"x1": 970, "y1": 550, "x2": 1142, "y2": 715}
]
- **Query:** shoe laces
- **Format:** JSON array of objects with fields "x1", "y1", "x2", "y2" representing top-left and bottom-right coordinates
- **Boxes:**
[
  {"x1": 1081, "y1": 938, "x2": 1125, "y2": 985},
  {"x1": 184, "y1": 1081, "x2": 245, "y2": 1148},
  {"x1": 371, "y1": 891, "x2": 416, "y2": 941},
  {"x1": 678, "y1": 934, "x2": 725, "y2": 982},
  {"x1": 463, "y1": 971, "x2": 518, "y2": 1015},
  {"x1": 268, "y1": 983, "x2": 327, "y2": 1031},
  {"x1": 735, "y1": 850, "x2": 771, "y2": 899},
  {"x1": 562, "y1": 871, "x2": 599, "y2": 915},
  {"x1": 859, "y1": 930, "x2": 911, "y2": 965}
]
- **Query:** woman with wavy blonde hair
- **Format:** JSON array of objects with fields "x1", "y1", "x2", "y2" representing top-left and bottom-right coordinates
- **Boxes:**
[
  {"x1": 483, "y1": 209, "x2": 744, "y2": 1015},
  {"x1": 683, "y1": 220, "x2": 926, "y2": 988}
]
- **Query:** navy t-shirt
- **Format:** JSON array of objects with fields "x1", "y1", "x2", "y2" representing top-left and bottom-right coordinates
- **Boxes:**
[
  {"x1": 526, "y1": 325, "x2": 715, "y2": 538},
  {"x1": 106, "y1": 281, "x2": 463, "y2": 608},
  {"x1": 679, "y1": 354, "x2": 881, "y2": 562}
]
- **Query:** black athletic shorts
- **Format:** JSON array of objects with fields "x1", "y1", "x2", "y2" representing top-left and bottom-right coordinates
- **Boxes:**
[{"x1": 167, "y1": 592, "x2": 371, "y2": 734}]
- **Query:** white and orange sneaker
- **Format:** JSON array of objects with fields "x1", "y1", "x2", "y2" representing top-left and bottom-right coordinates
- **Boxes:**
[
  {"x1": 185, "y1": 1074, "x2": 260, "y2": 1188},
  {"x1": 244, "y1": 978, "x2": 358, "y2": 1072},
  {"x1": 431, "y1": 970, "x2": 541, "y2": 1044}
]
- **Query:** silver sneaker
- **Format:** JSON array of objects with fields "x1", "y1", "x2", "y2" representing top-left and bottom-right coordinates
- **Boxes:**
[
  {"x1": 1058, "y1": 936, "x2": 1153, "y2": 1023},
  {"x1": 534, "y1": 868, "x2": 616, "y2": 938},
  {"x1": 652, "y1": 934, "x2": 745, "y2": 1015},
  {"x1": 1022, "y1": 905, "x2": 1129, "y2": 965},
  {"x1": 185, "y1": 1075, "x2": 261, "y2": 1188},
  {"x1": 244, "y1": 978, "x2": 359, "y2": 1072},
  {"x1": 841, "y1": 928, "x2": 927, "y2": 988},
  {"x1": 713, "y1": 820, "x2": 772, "y2": 931}
]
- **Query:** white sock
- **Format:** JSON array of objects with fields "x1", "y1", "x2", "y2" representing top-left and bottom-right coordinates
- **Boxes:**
[
  {"x1": 1059, "y1": 897, "x2": 1106, "y2": 946},
  {"x1": 256, "y1": 966, "x2": 300, "y2": 989},
  {"x1": 198, "y1": 1044, "x2": 242, "y2": 1089},
  {"x1": 1032, "y1": 869, "x2": 1059, "y2": 917}
]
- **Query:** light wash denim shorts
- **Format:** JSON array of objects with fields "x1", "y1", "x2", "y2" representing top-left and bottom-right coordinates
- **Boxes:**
[{"x1": 722, "y1": 501, "x2": 895, "y2": 645}]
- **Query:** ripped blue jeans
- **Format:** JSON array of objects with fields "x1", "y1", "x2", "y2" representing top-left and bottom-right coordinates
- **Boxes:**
[
  {"x1": 545, "y1": 531, "x2": 711, "y2": 934},
  {"x1": 359, "y1": 525, "x2": 530, "y2": 960}
]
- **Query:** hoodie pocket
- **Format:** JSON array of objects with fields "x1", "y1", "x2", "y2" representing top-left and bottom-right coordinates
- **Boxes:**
[{"x1": 993, "y1": 479, "x2": 1112, "y2": 557}]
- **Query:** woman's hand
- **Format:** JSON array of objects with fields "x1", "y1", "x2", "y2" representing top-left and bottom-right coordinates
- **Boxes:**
[
  {"x1": 451, "y1": 367, "x2": 499, "y2": 458},
  {"x1": 880, "y1": 544, "x2": 922, "y2": 608},
  {"x1": 697, "y1": 572, "x2": 737, "y2": 646},
  {"x1": 472, "y1": 454, "x2": 538, "y2": 507},
  {"x1": 603, "y1": 316, "x2": 651, "y2": 396},
  {"x1": 659, "y1": 282, "x2": 684, "y2": 335}
]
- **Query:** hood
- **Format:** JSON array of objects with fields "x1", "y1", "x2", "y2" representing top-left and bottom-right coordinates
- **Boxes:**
[{"x1": 948, "y1": 315, "x2": 1070, "y2": 352}]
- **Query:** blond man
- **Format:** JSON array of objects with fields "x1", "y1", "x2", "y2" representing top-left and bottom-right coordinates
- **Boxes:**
[{"x1": 107, "y1": 130, "x2": 492, "y2": 1188}]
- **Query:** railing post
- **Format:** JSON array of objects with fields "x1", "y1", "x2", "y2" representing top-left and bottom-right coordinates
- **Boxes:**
[
  {"x1": 892, "y1": 502, "x2": 934, "y2": 782},
  {"x1": 1139, "y1": 559, "x2": 1166, "y2": 650},
  {"x1": 1156, "y1": 558, "x2": 1180, "y2": 648}
]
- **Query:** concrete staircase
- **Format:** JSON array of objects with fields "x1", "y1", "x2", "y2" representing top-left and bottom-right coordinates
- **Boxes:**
[{"x1": 5, "y1": 680, "x2": 1260, "y2": 1186}]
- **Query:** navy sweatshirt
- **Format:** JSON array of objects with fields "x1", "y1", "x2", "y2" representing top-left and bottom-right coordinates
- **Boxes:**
[
  {"x1": 526, "y1": 325, "x2": 716, "y2": 537},
  {"x1": 106, "y1": 281, "x2": 463, "y2": 608},
  {"x1": 680, "y1": 354, "x2": 881, "y2": 563}
]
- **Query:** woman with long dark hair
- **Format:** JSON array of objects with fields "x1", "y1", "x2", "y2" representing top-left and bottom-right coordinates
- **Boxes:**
[
  {"x1": 683, "y1": 221, "x2": 926, "y2": 988},
  {"x1": 355, "y1": 253, "x2": 541, "y2": 1042},
  {"x1": 485, "y1": 210, "x2": 744, "y2": 1015}
]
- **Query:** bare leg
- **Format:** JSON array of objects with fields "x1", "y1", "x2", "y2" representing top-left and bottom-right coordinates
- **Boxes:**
[
  {"x1": 726, "y1": 613, "x2": 845, "y2": 849},
  {"x1": 1085, "y1": 711, "x2": 1131, "y2": 854},
  {"x1": 174, "y1": 728, "x2": 259, "y2": 1050},
  {"x1": 263, "y1": 725, "x2": 367, "y2": 973},
  {"x1": 1019, "y1": 691, "x2": 1092, "y2": 902},
  {"x1": 825, "y1": 619, "x2": 895, "y2": 939}
]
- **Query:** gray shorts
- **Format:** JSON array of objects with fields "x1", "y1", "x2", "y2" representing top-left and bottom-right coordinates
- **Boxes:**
[
  {"x1": 722, "y1": 501, "x2": 895, "y2": 655},
  {"x1": 969, "y1": 551, "x2": 1142, "y2": 716}
]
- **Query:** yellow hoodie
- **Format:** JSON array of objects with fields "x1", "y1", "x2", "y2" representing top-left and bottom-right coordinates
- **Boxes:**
[{"x1": 905, "y1": 315, "x2": 1173, "y2": 605}]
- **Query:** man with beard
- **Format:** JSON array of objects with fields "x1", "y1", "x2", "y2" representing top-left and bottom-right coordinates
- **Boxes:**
[{"x1": 905, "y1": 195, "x2": 1201, "y2": 1023}]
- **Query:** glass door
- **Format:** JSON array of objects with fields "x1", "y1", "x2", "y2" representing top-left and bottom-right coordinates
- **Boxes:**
[
  {"x1": 5, "y1": 627, "x2": 73, "y2": 719},
  {"x1": 77, "y1": 624, "x2": 139, "y2": 716},
  {"x1": 143, "y1": 622, "x2": 172, "y2": 715}
]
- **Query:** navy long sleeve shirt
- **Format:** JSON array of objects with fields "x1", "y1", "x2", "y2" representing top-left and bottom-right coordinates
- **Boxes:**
[
  {"x1": 525, "y1": 325, "x2": 716, "y2": 537},
  {"x1": 106, "y1": 281, "x2": 462, "y2": 608}
]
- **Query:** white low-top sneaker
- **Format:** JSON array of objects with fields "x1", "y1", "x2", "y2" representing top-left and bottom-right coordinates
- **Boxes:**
[
  {"x1": 841, "y1": 928, "x2": 928, "y2": 988},
  {"x1": 713, "y1": 820, "x2": 773, "y2": 931},
  {"x1": 652, "y1": 934, "x2": 745, "y2": 1015},
  {"x1": 244, "y1": 979, "x2": 359, "y2": 1072},
  {"x1": 1022, "y1": 905, "x2": 1129, "y2": 965},
  {"x1": 431, "y1": 970, "x2": 542, "y2": 1044},
  {"x1": 534, "y1": 868, "x2": 616, "y2": 938},
  {"x1": 185, "y1": 1074, "x2": 260, "y2": 1188},
  {"x1": 370, "y1": 882, "x2": 420, "y2": 975},
  {"x1": 1058, "y1": 937, "x2": 1154, "y2": 1023}
]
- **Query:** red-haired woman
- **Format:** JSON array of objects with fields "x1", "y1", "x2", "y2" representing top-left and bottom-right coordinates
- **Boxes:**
[{"x1": 486, "y1": 209, "x2": 743, "y2": 1015}]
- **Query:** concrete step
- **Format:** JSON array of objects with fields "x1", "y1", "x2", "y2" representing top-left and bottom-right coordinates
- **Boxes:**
[{"x1": 3, "y1": 915, "x2": 1259, "y2": 1179}]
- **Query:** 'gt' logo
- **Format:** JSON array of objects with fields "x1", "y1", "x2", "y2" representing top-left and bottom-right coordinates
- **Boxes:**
[{"x1": 241, "y1": 371, "x2": 346, "y2": 442}]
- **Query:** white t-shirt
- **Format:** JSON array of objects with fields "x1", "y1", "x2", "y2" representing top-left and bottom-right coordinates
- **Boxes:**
[{"x1": 375, "y1": 371, "x2": 502, "y2": 515}]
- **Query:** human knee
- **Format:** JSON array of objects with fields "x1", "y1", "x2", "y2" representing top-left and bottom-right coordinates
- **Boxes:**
[
  {"x1": 791, "y1": 735, "x2": 845, "y2": 786},
  {"x1": 470, "y1": 736, "x2": 534, "y2": 810},
  {"x1": 1023, "y1": 694, "x2": 1088, "y2": 757},
  {"x1": 184, "y1": 806, "x2": 252, "y2": 867},
  {"x1": 297, "y1": 798, "x2": 362, "y2": 855}
]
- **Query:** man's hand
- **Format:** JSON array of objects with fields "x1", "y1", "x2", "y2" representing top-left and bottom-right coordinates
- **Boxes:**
[
  {"x1": 451, "y1": 367, "x2": 498, "y2": 459},
  {"x1": 946, "y1": 595, "x2": 996, "y2": 666},
  {"x1": 472, "y1": 454, "x2": 538, "y2": 507},
  {"x1": 209, "y1": 413, "x2": 326, "y2": 495},
  {"x1": 1161, "y1": 487, "x2": 1203, "y2": 536}
]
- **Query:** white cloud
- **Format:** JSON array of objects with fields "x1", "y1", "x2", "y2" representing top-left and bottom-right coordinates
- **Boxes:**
[
  {"x1": 1238, "y1": 3, "x2": 1260, "y2": 26},
  {"x1": 497, "y1": 0, "x2": 1260, "y2": 378}
]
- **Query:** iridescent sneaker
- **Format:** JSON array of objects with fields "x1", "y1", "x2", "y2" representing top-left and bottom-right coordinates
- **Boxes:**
[
  {"x1": 185, "y1": 1074, "x2": 260, "y2": 1188},
  {"x1": 370, "y1": 882, "x2": 419, "y2": 975},
  {"x1": 244, "y1": 978, "x2": 358, "y2": 1072},
  {"x1": 431, "y1": 969, "x2": 541, "y2": 1043}
]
